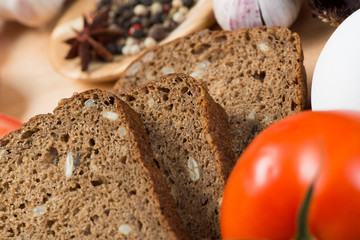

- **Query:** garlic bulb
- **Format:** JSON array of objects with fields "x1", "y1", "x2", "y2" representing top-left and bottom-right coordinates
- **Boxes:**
[
  {"x1": 0, "y1": 0, "x2": 66, "y2": 27},
  {"x1": 213, "y1": 0, "x2": 302, "y2": 30}
]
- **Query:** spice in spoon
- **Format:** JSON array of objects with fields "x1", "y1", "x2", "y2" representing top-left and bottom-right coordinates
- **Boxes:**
[
  {"x1": 64, "y1": 6, "x2": 125, "y2": 71},
  {"x1": 65, "y1": 0, "x2": 196, "y2": 71}
]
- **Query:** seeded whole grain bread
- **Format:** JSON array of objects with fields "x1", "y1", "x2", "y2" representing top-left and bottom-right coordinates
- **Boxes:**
[
  {"x1": 116, "y1": 73, "x2": 235, "y2": 239},
  {"x1": 0, "y1": 89, "x2": 190, "y2": 239},
  {"x1": 113, "y1": 26, "x2": 307, "y2": 158}
]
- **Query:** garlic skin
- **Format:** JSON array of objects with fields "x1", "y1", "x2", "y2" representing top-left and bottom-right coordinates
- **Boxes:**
[
  {"x1": 213, "y1": 0, "x2": 262, "y2": 30},
  {"x1": 258, "y1": 0, "x2": 302, "y2": 28},
  {"x1": 0, "y1": 0, "x2": 66, "y2": 27},
  {"x1": 213, "y1": 0, "x2": 302, "y2": 30}
]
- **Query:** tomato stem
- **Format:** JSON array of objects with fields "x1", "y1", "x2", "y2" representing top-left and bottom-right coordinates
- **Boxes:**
[{"x1": 295, "y1": 183, "x2": 315, "y2": 240}]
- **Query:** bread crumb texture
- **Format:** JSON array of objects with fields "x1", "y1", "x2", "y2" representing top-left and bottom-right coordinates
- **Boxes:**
[
  {"x1": 118, "y1": 74, "x2": 234, "y2": 239},
  {"x1": 114, "y1": 26, "x2": 307, "y2": 157},
  {"x1": 0, "y1": 89, "x2": 190, "y2": 239}
]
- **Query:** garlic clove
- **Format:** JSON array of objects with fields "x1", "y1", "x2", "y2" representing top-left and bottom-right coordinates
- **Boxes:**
[
  {"x1": 213, "y1": 0, "x2": 263, "y2": 31},
  {"x1": 0, "y1": 0, "x2": 66, "y2": 27},
  {"x1": 213, "y1": 0, "x2": 302, "y2": 30},
  {"x1": 257, "y1": 0, "x2": 302, "y2": 27}
]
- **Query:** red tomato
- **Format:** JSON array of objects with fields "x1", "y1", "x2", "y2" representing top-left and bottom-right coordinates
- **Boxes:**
[
  {"x1": 220, "y1": 111, "x2": 360, "y2": 240},
  {"x1": 0, "y1": 114, "x2": 22, "y2": 139}
]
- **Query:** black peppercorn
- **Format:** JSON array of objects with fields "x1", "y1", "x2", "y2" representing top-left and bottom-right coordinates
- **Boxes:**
[
  {"x1": 141, "y1": 17, "x2": 152, "y2": 28},
  {"x1": 141, "y1": 0, "x2": 153, "y2": 6},
  {"x1": 129, "y1": 0, "x2": 141, "y2": 6},
  {"x1": 114, "y1": 5, "x2": 126, "y2": 18},
  {"x1": 122, "y1": 21, "x2": 132, "y2": 31},
  {"x1": 148, "y1": 24, "x2": 168, "y2": 41},
  {"x1": 106, "y1": 43, "x2": 120, "y2": 54},
  {"x1": 118, "y1": 10, "x2": 134, "y2": 22},
  {"x1": 116, "y1": 44, "x2": 125, "y2": 54},
  {"x1": 133, "y1": 29, "x2": 146, "y2": 38},
  {"x1": 182, "y1": 0, "x2": 194, "y2": 8},
  {"x1": 94, "y1": 0, "x2": 191, "y2": 57},
  {"x1": 163, "y1": 19, "x2": 177, "y2": 31},
  {"x1": 150, "y1": 14, "x2": 163, "y2": 25},
  {"x1": 130, "y1": 16, "x2": 141, "y2": 25}
]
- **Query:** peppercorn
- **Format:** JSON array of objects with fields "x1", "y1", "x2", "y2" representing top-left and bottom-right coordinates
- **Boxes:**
[
  {"x1": 133, "y1": 29, "x2": 145, "y2": 38},
  {"x1": 168, "y1": 6, "x2": 177, "y2": 17},
  {"x1": 129, "y1": 44, "x2": 141, "y2": 54},
  {"x1": 129, "y1": 24, "x2": 142, "y2": 36},
  {"x1": 126, "y1": 37, "x2": 136, "y2": 46},
  {"x1": 114, "y1": 5, "x2": 127, "y2": 18},
  {"x1": 129, "y1": 0, "x2": 141, "y2": 6},
  {"x1": 106, "y1": 43, "x2": 124, "y2": 55},
  {"x1": 116, "y1": 44, "x2": 125, "y2": 54},
  {"x1": 141, "y1": 17, "x2": 152, "y2": 28},
  {"x1": 130, "y1": 16, "x2": 141, "y2": 25},
  {"x1": 172, "y1": 0, "x2": 183, "y2": 8},
  {"x1": 163, "y1": 3, "x2": 171, "y2": 13},
  {"x1": 163, "y1": 19, "x2": 177, "y2": 30},
  {"x1": 117, "y1": 10, "x2": 134, "y2": 22},
  {"x1": 172, "y1": 11, "x2": 185, "y2": 23},
  {"x1": 150, "y1": 14, "x2": 163, "y2": 25},
  {"x1": 151, "y1": 2, "x2": 163, "y2": 15},
  {"x1": 141, "y1": 0, "x2": 153, "y2": 6},
  {"x1": 116, "y1": 16, "x2": 132, "y2": 30},
  {"x1": 92, "y1": 0, "x2": 196, "y2": 58},
  {"x1": 106, "y1": 42, "x2": 117, "y2": 54},
  {"x1": 144, "y1": 37, "x2": 157, "y2": 48},
  {"x1": 122, "y1": 44, "x2": 131, "y2": 55},
  {"x1": 182, "y1": 0, "x2": 194, "y2": 8},
  {"x1": 134, "y1": 4, "x2": 148, "y2": 16},
  {"x1": 148, "y1": 24, "x2": 167, "y2": 41},
  {"x1": 178, "y1": 6, "x2": 189, "y2": 14}
]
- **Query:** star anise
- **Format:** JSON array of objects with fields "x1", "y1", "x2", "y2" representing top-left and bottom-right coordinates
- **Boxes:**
[{"x1": 65, "y1": 6, "x2": 125, "y2": 71}]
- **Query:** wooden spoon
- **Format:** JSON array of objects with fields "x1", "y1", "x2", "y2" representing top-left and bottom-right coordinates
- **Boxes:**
[{"x1": 49, "y1": 0, "x2": 215, "y2": 83}]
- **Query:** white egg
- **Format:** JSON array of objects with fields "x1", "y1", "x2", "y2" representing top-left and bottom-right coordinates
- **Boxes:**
[{"x1": 311, "y1": 9, "x2": 360, "y2": 111}]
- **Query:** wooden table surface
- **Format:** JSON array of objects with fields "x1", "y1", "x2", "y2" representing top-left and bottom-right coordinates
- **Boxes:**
[{"x1": 0, "y1": 1, "x2": 334, "y2": 122}]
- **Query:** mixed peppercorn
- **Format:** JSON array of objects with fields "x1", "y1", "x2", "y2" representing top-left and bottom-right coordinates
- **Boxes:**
[
  {"x1": 65, "y1": 0, "x2": 197, "y2": 71},
  {"x1": 99, "y1": 0, "x2": 195, "y2": 56},
  {"x1": 65, "y1": 0, "x2": 196, "y2": 71},
  {"x1": 66, "y1": 0, "x2": 196, "y2": 71}
]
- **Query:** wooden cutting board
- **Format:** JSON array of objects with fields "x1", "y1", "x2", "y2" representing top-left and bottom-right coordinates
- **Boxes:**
[{"x1": 0, "y1": 1, "x2": 334, "y2": 123}]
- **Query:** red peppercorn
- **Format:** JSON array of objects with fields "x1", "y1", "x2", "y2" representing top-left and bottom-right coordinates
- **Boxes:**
[
  {"x1": 163, "y1": 3, "x2": 171, "y2": 14},
  {"x1": 128, "y1": 24, "x2": 142, "y2": 36}
]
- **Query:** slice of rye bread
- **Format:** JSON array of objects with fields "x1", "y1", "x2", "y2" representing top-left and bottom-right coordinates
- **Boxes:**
[
  {"x1": 115, "y1": 73, "x2": 235, "y2": 239},
  {"x1": 113, "y1": 26, "x2": 307, "y2": 158},
  {"x1": 0, "y1": 89, "x2": 190, "y2": 239}
]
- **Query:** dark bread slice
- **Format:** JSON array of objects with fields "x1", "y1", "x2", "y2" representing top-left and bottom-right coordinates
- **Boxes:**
[
  {"x1": 0, "y1": 89, "x2": 190, "y2": 239},
  {"x1": 113, "y1": 26, "x2": 307, "y2": 158},
  {"x1": 116, "y1": 73, "x2": 235, "y2": 239}
]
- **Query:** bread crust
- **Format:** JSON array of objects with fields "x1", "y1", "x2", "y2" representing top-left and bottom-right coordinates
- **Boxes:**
[
  {"x1": 113, "y1": 27, "x2": 307, "y2": 158},
  {"x1": 0, "y1": 89, "x2": 190, "y2": 239},
  {"x1": 116, "y1": 74, "x2": 234, "y2": 239}
]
